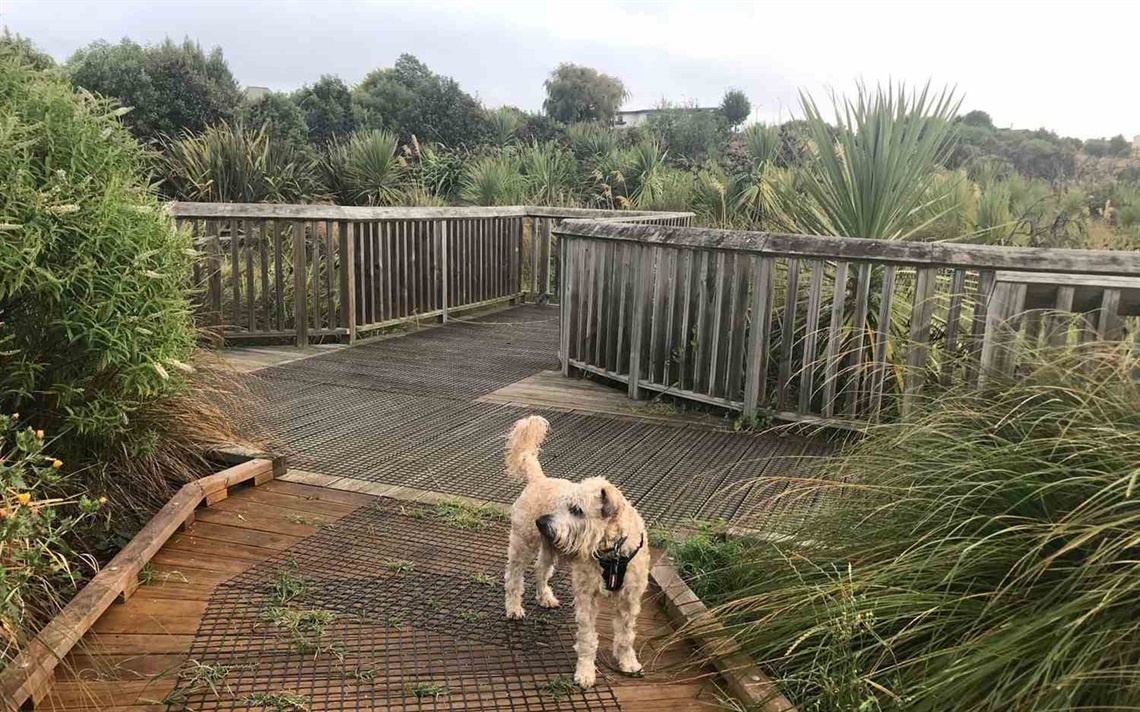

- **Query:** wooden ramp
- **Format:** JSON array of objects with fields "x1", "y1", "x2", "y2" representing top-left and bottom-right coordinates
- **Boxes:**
[{"x1": 42, "y1": 476, "x2": 724, "y2": 711}]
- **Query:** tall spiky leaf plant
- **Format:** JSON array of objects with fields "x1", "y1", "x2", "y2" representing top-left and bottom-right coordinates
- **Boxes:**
[
  {"x1": 521, "y1": 141, "x2": 578, "y2": 207},
  {"x1": 320, "y1": 129, "x2": 405, "y2": 206},
  {"x1": 675, "y1": 340, "x2": 1140, "y2": 711},
  {"x1": 785, "y1": 83, "x2": 961, "y2": 240},
  {"x1": 459, "y1": 152, "x2": 524, "y2": 206}
]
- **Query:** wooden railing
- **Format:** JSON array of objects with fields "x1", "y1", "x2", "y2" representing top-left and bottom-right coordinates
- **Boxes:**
[
  {"x1": 555, "y1": 221, "x2": 1140, "y2": 428},
  {"x1": 170, "y1": 204, "x2": 691, "y2": 344}
]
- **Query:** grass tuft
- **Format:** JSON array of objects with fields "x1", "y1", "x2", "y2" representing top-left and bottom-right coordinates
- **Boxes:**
[
  {"x1": 383, "y1": 560, "x2": 414, "y2": 573},
  {"x1": 673, "y1": 342, "x2": 1140, "y2": 711},
  {"x1": 540, "y1": 676, "x2": 581, "y2": 701},
  {"x1": 433, "y1": 498, "x2": 509, "y2": 530},
  {"x1": 407, "y1": 681, "x2": 448, "y2": 699},
  {"x1": 241, "y1": 691, "x2": 310, "y2": 711}
]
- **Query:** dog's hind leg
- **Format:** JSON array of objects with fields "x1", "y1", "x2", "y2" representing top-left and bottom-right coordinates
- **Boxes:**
[
  {"x1": 534, "y1": 542, "x2": 561, "y2": 608},
  {"x1": 504, "y1": 530, "x2": 536, "y2": 620}
]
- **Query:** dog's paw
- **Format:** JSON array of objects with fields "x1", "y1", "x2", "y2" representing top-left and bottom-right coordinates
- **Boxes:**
[
  {"x1": 505, "y1": 607, "x2": 527, "y2": 620},
  {"x1": 536, "y1": 592, "x2": 561, "y2": 609},
  {"x1": 615, "y1": 652, "x2": 643, "y2": 675},
  {"x1": 574, "y1": 668, "x2": 596, "y2": 689}
]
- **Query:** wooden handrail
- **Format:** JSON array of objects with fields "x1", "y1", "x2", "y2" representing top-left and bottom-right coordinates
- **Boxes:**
[
  {"x1": 0, "y1": 458, "x2": 277, "y2": 711},
  {"x1": 556, "y1": 220, "x2": 1140, "y2": 277},
  {"x1": 170, "y1": 203, "x2": 529, "y2": 220}
]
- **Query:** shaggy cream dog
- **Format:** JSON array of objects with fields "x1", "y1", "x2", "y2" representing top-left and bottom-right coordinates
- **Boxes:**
[{"x1": 503, "y1": 415, "x2": 649, "y2": 689}]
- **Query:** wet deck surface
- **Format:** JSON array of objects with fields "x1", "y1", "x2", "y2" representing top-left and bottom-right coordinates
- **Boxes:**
[{"x1": 241, "y1": 305, "x2": 836, "y2": 528}]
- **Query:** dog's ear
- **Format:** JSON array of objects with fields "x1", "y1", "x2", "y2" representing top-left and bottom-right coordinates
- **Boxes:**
[{"x1": 600, "y1": 487, "x2": 619, "y2": 520}]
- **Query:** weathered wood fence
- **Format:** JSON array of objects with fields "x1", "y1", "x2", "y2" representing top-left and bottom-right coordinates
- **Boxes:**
[
  {"x1": 170, "y1": 204, "x2": 691, "y2": 344},
  {"x1": 556, "y1": 220, "x2": 1140, "y2": 427}
]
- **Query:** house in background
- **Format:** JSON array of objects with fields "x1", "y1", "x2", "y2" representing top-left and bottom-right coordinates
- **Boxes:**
[{"x1": 614, "y1": 106, "x2": 717, "y2": 128}]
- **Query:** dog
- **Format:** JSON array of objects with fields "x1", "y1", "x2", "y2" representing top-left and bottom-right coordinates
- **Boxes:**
[{"x1": 502, "y1": 415, "x2": 649, "y2": 689}]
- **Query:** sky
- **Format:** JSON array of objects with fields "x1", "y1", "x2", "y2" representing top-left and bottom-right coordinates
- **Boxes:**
[{"x1": 3, "y1": 0, "x2": 1139, "y2": 139}]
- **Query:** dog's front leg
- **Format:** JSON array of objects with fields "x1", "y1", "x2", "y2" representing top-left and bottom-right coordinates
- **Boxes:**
[
  {"x1": 534, "y1": 542, "x2": 561, "y2": 608},
  {"x1": 612, "y1": 571, "x2": 647, "y2": 675},
  {"x1": 571, "y1": 564, "x2": 600, "y2": 688},
  {"x1": 504, "y1": 531, "x2": 534, "y2": 620}
]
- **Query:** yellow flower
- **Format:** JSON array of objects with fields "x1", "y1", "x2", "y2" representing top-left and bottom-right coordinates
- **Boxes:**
[
  {"x1": 34, "y1": 429, "x2": 44, "y2": 439},
  {"x1": 52, "y1": 459, "x2": 63, "y2": 470},
  {"x1": 98, "y1": 496, "x2": 108, "y2": 505},
  {"x1": 16, "y1": 492, "x2": 32, "y2": 506}
]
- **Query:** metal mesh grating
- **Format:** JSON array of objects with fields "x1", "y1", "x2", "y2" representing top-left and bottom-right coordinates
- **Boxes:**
[
  {"x1": 243, "y1": 304, "x2": 837, "y2": 528},
  {"x1": 169, "y1": 498, "x2": 620, "y2": 711}
]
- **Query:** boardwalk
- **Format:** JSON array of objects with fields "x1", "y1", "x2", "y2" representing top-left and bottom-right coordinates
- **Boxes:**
[
  {"x1": 243, "y1": 304, "x2": 835, "y2": 527},
  {"x1": 39, "y1": 304, "x2": 835, "y2": 711}
]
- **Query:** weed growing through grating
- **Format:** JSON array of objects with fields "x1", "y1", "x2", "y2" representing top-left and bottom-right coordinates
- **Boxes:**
[
  {"x1": 241, "y1": 691, "x2": 310, "y2": 711},
  {"x1": 398, "y1": 504, "x2": 428, "y2": 520},
  {"x1": 469, "y1": 572, "x2": 496, "y2": 586},
  {"x1": 266, "y1": 559, "x2": 310, "y2": 604},
  {"x1": 433, "y1": 498, "x2": 509, "y2": 530},
  {"x1": 383, "y1": 560, "x2": 414, "y2": 573},
  {"x1": 344, "y1": 666, "x2": 377, "y2": 683},
  {"x1": 407, "y1": 681, "x2": 448, "y2": 699},
  {"x1": 385, "y1": 613, "x2": 404, "y2": 628},
  {"x1": 260, "y1": 606, "x2": 335, "y2": 653},
  {"x1": 459, "y1": 609, "x2": 485, "y2": 623},
  {"x1": 541, "y1": 676, "x2": 581, "y2": 701}
]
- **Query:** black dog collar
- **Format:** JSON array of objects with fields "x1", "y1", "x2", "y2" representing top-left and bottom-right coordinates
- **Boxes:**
[{"x1": 593, "y1": 533, "x2": 644, "y2": 591}]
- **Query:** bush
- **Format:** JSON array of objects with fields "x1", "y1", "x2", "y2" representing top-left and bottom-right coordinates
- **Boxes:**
[
  {"x1": 674, "y1": 342, "x2": 1140, "y2": 711},
  {"x1": 0, "y1": 415, "x2": 104, "y2": 667},
  {"x1": 1, "y1": 47, "x2": 246, "y2": 558},
  {"x1": 0, "y1": 49, "x2": 196, "y2": 448}
]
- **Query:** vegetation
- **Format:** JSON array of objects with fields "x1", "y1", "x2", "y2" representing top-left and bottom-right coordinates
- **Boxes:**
[
  {"x1": 293, "y1": 75, "x2": 357, "y2": 146},
  {"x1": 673, "y1": 342, "x2": 1140, "y2": 711},
  {"x1": 67, "y1": 38, "x2": 243, "y2": 141},
  {"x1": 543, "y1": 63, "x2": 628, "y2": 124},
  {"x1": 0, "y1": 45, "x2": 244, "y2": 669}
]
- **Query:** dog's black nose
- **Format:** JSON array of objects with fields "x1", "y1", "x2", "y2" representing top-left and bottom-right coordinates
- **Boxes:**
[{"x1": 535, "y1": 514, "x2": 554, "y2": 540}]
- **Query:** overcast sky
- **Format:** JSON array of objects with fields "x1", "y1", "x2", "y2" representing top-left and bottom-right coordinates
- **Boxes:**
[{"x1": 4, "y1": 0, "x2": 1139, "y2": 139}]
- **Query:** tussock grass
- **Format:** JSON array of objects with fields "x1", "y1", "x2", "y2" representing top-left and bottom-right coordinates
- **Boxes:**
[
  {"x1": 675, "y1": 342, "x2": 1140, "y2": 711},
  {"x1": 407, "y1": 681, "x2": 448, "y2": 699}
]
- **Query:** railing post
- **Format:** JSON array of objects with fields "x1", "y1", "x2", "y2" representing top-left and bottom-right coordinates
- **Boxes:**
[
  {"x1": 292, "y1": 220, "x2": 308, "y2": 347},
  {"x1": 439, "y1": 220, "x2": 449, "y2": 323},
  {"x1": 338, "y1": 221, "x2": 356, "y2": 343},
  {"x1": 628, "y1": 243, "x2": 649, "y2": 400},
  {"x1": 560, "y1": 234, "x2": 572, "y2": 375},
  {"x1": 205, "y1": 220, "x2": 223, "y2": 335},
  {"x1": 902, "y1": 267, "x2": 938, "y2": 418},
  {"x1": 526, "y1": 216, "x2": 538, "y2": 302}
]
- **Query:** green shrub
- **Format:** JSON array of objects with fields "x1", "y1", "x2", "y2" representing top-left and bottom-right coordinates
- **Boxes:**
[
  {"x1": 674, "y1": 342, "x2": 1140, "y2": 711},
  {"x1": 0, "y1": 415, "x2": 104, "y2": 667},
  {"x1": 0, "y1": 49, "x2": 195, "y2": 448}
]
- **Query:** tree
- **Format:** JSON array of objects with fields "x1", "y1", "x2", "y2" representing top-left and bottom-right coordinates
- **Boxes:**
[
  {"x1": 1108, "y1": 134, "x2": 1130, "y2": 157},
  {"x1": 67, "y1": 38, "x2": 242, "y2": 141},
  {"x1": 354, "y1": 54, "x2": 486, "y2": 147},
  {"x1": 293, "y1": 75, "x2": 357, "y2": 145},
  {"x1": 646, "y1": 102, "x2": 730, "y2": 167},
  {"x1": 719, "y1": 89, "x2": 751, "y2": 128},
  {"x1": 960, "y1": 109, "x2": 994, "y2": 129},
  {"x1": 243, "y1": 92, "x2": 309, "y2": 148},
  {"x1": 542, "y1": 63, "x2": 627, "y2": 124}
]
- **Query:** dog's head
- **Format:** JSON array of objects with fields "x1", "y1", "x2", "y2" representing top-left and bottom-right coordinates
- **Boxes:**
[{"x1": 534, "y1": 477, "x2": 644, "y2": 563}]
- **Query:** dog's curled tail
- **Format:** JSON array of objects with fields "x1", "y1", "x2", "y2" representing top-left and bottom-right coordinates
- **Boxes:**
[{"x1": 505, "y1": 415, "x2": 549, "y2": 483}]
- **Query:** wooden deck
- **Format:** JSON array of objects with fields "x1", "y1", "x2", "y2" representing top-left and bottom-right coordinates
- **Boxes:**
[{"x1": 43, "y1": 477, "x2": 724, "y2": 711}]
